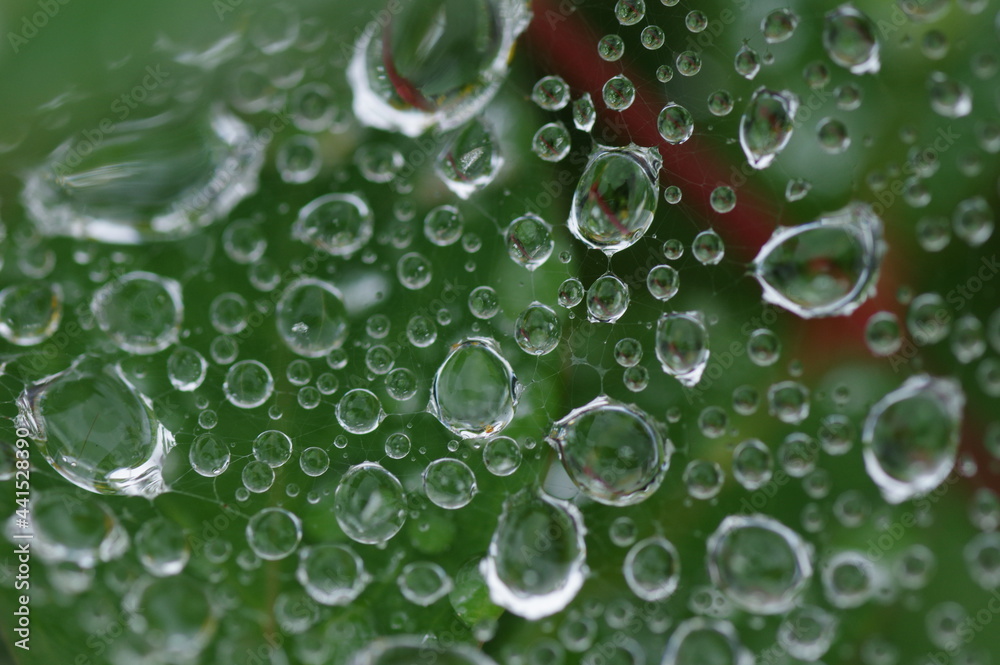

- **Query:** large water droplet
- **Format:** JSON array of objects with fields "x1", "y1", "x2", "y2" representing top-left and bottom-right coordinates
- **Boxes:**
[
  {"x1": 862, "y1": 375, "x2": 964, "y2": 503},
  {"x1": 435, "y1": 117, "x2": 503, "y2": 199},
  {"x1": 569, "y1": 144, "x2": 661, "y2": 255},
  {"x1": 346, "y1": 0, "x2": 531, "y2": 136},
  {"x1": 276, "y1": 277, "x2": 349, "y2": 357},
  {"x1": 481, "y1": 489, "x2": 587, "y2": 619},
  {"x1": 292, "y1": 193, "x2": 373, "y2": 257},
  {"x1": 547, "y1": 395, "x2": 671, "y2": 506},
  {"x1": 429, "y1": 338, "x2": 520, "y2": 438},
  {"x1": 739, "y1": 88, "x2": 799, "y2": 170},
  {"x1": 22, "y1": 107, "x2": 263, "y2": 243},
  {"x1": 91, "y1": 271, "x2": 183, "y2": 355},
  {"x1": 16, "y1": 356, "x2": 174, "y2": 497},
  {"x1": 753, "y1": 202, "x2": 885, "y2": 318}
]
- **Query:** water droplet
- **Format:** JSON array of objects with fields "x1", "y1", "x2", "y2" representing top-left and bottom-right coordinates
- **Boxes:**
[
  {"x1": 740, "y1": 88, "x2": 799, "y2": 170},
  {"x1": 337, "y1": 389, "x2": 385, "y2": 434},
  {"x1": 297, "y1": 543, "x2": 369, "y2": 605},
  {"x1": 23, "y1": 107, "x2": 263, "y2": 243},
  {"x1": 532, "y1": 122, "x2": 572, "y2": 162},
  {"x1": 92, "y1": 271, "x2": 183, "y2": 355},
  {"x1": 514, "y1": 302, "x2": 561, "y2": 355},
  {"x1": 17, "y1": 357, "x2": 174, "y2": 497},
  {"x1": 778, "y1": 605, "x2": 837, "y2": 661},
  {"x1": 424, "y1": 457, "x2": 477, "y2": 509},
  {"x1": 657, "y1": 103, "x2": 695, "y2": 145},
  {"x1": 928, "y1": 71, "x2": 973, "y2": 118},
  {"x1": 708, "y1": 90, "x2": 735, "y2": 117},
  {"x1": 398, "y1": 561, "x2": 453, "y2": 606},
  {"x1": 424, "y1": 205, "x2": 464, "y2": 247},
  {"x1": 734, "y1": 44, "x2": 761, "y2": 80},
  {"x1": 483, "y1": 436, "x2": 522, "y2": 476},
  {"x1": 253, "y1": 430, "x2": 293, "y2": 467},
  {"x1": 346, "y1": 0, "x2": 530, "y2": 136},
  {"x1": 481, "y1": 489, "x2": 587, "y2": 619},
  {"x1": 603, "y1": 75, "x2": 636, "y2": 111},
  {"x1": 276, "y1": 278, "x2": 349, "y2": 357},
  {"x1": 429, "y1": 338, "x2": 520, "y2": 438},
  {"x1": 469, "y1": 285, "x2": 501, "y2": 319},
  {"x1": 435, "y1": 117, "x2": 504, "y2": 199},
  {"x1": 817, "y1": 118, "x2": 851, "y2": 154},
  {"x1": 28, "y1": 491, "x2": 128, "y2": 567},
  {"x1": 598, "y1": 34, "x2": 626, "y2": 62},
  {"x1": 615, "y1": 0, "x2": 646, "y2": 26},
  {"x1": 532, "y1": 75, "x2": 571, "y2": 111},
  {"x1": 733, "y1": 439, "x2": 773, "y2": 490},
  {"x1": 224, "y1": 359, "x2": 274, "y2": 408},
  {"x1": 762, "y1": 9, "x2": 799, "y2": 43},
  {"x1": 292, "y1": 193, "x2": 373, "y2": 256},
  {"x1": 676, "y1": 51, "x2": 702, "y2": 76},
  {"x1": 823, "y1": 5, "x2": 880, "y2": 74},
  {"x1": 656, "y1": 65, "x2": 674, "y2": 83},
  {"x1": 135, "y1": 517, "x2": 189, "y2": 577},
  {"x1": 572, "y1": 94, "x2": 597, "y2": 132},
  {"x1": 189, "y1": 433, "x2": 229, "y2": 477},
  {"x1": 506, "y1": 213, "x2": 554, "y2": 270},
  {"x1": 753, "y1": 202, "x2": 885, "y2": 318},
  {"x1": 707, "y1": 515, "x2": 813, "y2": 614},
  {"x1": 641, "y1": 25, "x2": 666, "y2": 50},
  {"x1": 586, "y1": 274, "x2": 630, "y2": 323},
  {"x1": 862, "y1": 374, "x2": 964, "y2": 503},
  {"x1": 655, "y1": 311, "x2": 710, "y2": 386},
  {"x1": 397, "y1": 251, "x2": 433, "y2": 290},
  {"x1": 246, "y1": 507, "x2": 302, "y2": 561},
  {"x1": 662, "y1": 618, "x2": 753, "y2": 665},
  {"x1": 0, "y1": 282, "x2": 62, "y2": 346},
  {"x1": 570, "y1": 144, "x2": 661, "y2": 255},
  {"x1": 334, "y1": 462, "x2": 407, "y2": 545},
  {"x1": 548, "y1": 395, "x2": 671, "y2": 506},
  {"x1": 558, "y1": 278, "x2": 585, "y2": 308},
  {"x1": 624, "y1": 536, "x2": 681, "y2": 600},
  {"x1": 647, "y1": 264, "x2": 680, "y2": 301}
]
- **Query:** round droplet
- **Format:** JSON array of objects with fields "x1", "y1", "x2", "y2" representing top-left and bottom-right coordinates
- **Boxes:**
[
  {"x1": 481, "y1": 490, "x2": 587, "y2": 620},
  {"x1": 398, "y1": 561, "x2": 453, "y2": 606},
  {"x1": 246, "y1": 507, "x2": 302, "y2": 561},
  {"x1": 733, "y1": 439, "x2": 773, "y2": 490},
  {"x1": 224, "y1": 360, "x2": 274, "y2": 408},
  {"x1": 823, "y1": 5, "x2": 880, "y2": 74},
  {"x1": 253, "y1": 430, "x2": 293, "y2": 467},
  {"x1": 740, "y1": 88, "x2": 799, "y2": 170},
  {"x1": 167, "y1": 346, "x2": 207, "y2": 392},
  {"x1": 710, "y1": 187, "x2": 737, "y2": 213},
  {"x1": 424, "y1": 458, "x2": 477, "y2": 509},
  {"x1": 586, "y1": 274, "x2": 630, "y2": 323},
  {"x1": 598, "y1": 34, "x2": 625, "y2": 62},
  {"x1": 429, "y1": 338, "x2": 519, "y2": 438},
  {"x1": 548, "y1": 395, "x2": 671, "y2": 506},
  {"x1": 735, "y1": 44, "x2": 761, "y2": 80},
  {"x1": 818, "y1": 118, "x2": 850, "y2": 154},
  {"x1": 506, "y1": 214, "x2": 554, "y2": 270},
  {"x1": 397, "y1": 252, "x2": 432, "y2": 290},
  {"x1": 297, "y1": 544, "x2": 368, "y2": 606},
  {"x1": 337, "y1": 389, "x2": 384, "y2": 434},
  {"x1": 424, "y1": 205, "x2": 463, "y2": 247},
  {"x1": 707, "y1": 515, "x2": 813, "y2": 614},
  {"x1": 532, "y1": 75, "x2": 571, "y2": 111},
  {"x1": 693, "y1": 229, "x2": 725, "y2": 264},
  {"x1": 276, "y1": 278, "x2": 348, "y2": 357},
  {"x1": 136, "y1": 517, "x2": 189, "y2": 577},
  {"x1": 292, "y1": 193, "x2": 372, "y2": 256},
  {"x1": 708, "y1": 90, "x2": 734, "y2": 117},
  {"x1": 655, "y1": 311, "x2": 710, "y2": 386},
  {"x1": 514, "y1": 303, "x2": 561, "y2": 356},
  {"x1": 334, "y1": 462, "x2": 406, "y2": 545},
  {"x1": 647, "y1": 265, "x2": 679, "y2": 301},
  {"x1": 558, "y1": 278, "x2": 585, "y2": 308},
  {"x1": 532, "y1": 122, "x2": 572, "y2": 163},
  {"x1": 469, "y1": 286, "x2": 501, "y2": 320},
  {"x1": 623, "y1": 536, "x2": 680, "y2": 601},
  {"x1": 748, "y1": 328, "x2": 781, "y2": 366},
  {"x1": 189, "y1": 433, "x2": 230, "y2": 478},
  {"x1": 865, "y1": 312, "x2": 903, "y2": 356},
  {"x1": 483, "y1": 436, "x2": 522, "y2": 476},
  {"x1": 0, "y1": 282, "x2": 62, "y2": 346},
  {"x1": 641, "y1": 25, "x2": 665, "y2": 50},
  {"x1": 762, "y1": 9, "x2": 799, "y2": 43},
  {"x1": 92, "y1": 271, "x2": 183, "y2": 355},
  {"x1": 662, "y1": 619, "x2": 751, "y2": 665},
  {"x1": 657, "y1": 103, "x2": 694, "y2": 145},
  {"x1": 603, "y1": 75, "x2": 636, "y2": 111},
  {"x1": 615, "y1": 0, "x2": 645, "y2": 26}
]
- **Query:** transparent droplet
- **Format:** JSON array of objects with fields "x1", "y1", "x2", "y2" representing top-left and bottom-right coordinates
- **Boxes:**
[
  {"x1": 569, "y1": 144, "x2": 661, "y2": 255},
  {"x1": 641, "y1": 25, "x2": 665, "y2": 50},
  {"x1": 953, "y1": 196, "x2": 994, "y2": 247},
  {"x1": 647, "y1": 265, "x2": 680, "y2": 301},
  {"x1": 676, "y1": 51, "x2": 702, "y2": 77},
  {"x1": 16, "y1": 357, "x2": 174, "y2": 497},
  {"x1": 92, "y1": 271, "x2": 182, "y2": 355},
  {"x1": 469, "y1": 286, "x2": 501, "y2": 320},
  {"x1": 532, "y1": 75, "x2": 571, "y2": 111},
  {"x1": 429, "y1": 338, "x2": 520, "y2": 438},
  {"x1": 740, "y1": 88, "x2": 799, "y2": 170},
  {"x1": 483, "y1": 436, "x2": 522, "y2": 476},
  {"x1": 398, "y1": 561, "x2": 453, "y2": 606},
  {"x1": 656, "y1": 65, "x2": 674, "y2": 83},
  {"x1": 548, "y1": 395, "x2": 671, "y2": 506},
  {"x1": 693, "y1": 229, "x2": 725, "y2": 265},
  {"x1": 662, "y1": 618, "x2": 753, "y2": 665},
  {"x1": 276, "y1": 278, "x2": 348, "y2": 357},
  {"x1": 0, "y1": 282, "x2": 62, "y2": 346},
  {"x1": 684, "y1": 460, "x2": 725, "y2": 499},
  {"x1": 928, "y1": 71, "x2": 972, "y2": 118},
  {"x1": 253, "y1": 430, "x2": 293, "y2": 468},
  {"x1": 532, "y1": 122, "x2": 572, "y2": 162},
  {"x1": 189, "y1": 433, "x2": 230, "y2": 478},
  {"x1": 558, "y1": 278, "x2": 585, "y2": 308},
  {"x1": 435, "y1": 117, "x2": 504, "y2": 199},
  {"x1": 586, "y1": 274, "x2": 630, "y2": 323},
  {"x1": 246, "y1": 507, "x2": 301, "y2": 561},
  {"x1": 623, "y1": 536, "x2": 681, "y2": 601},
  {"x1": 762, "y1": 9, "x2": 799, "y2": 43},
  {"x1": 224, "y1": 360, "x2": 274, "y2": 408},
  {"x1": 292, "y1": 193, "x2": 373, "y2": 256},
  {"x1": 297, "y1": 543, "x2": 369, "y2": 606},
  {"x1": 481, "y1": 489, "x2": 587, "y2": 619},
  {"x1": 598, "y1": 34, "x2": 625, "y2": 62},
  {"x1": 686, "y1": 10, "x2": 709, "y2": 33},
  {"x1": 655, "y1": 311, "x2": 710, "y2": 386},
  {"x1": 299, "y1": 447, "x2": 330, "y2": 476},
  {"x1": 707, "y1": 515, "x2": 813, "y2": 614},
  {"x1": 615, "y1": 0, "x2": 646, "y2": 26},
  {"x1": 136, "y1": 517, "x2": 189, "y2": 577},
  {"x1": 821, "y1": 550, "x2": 878, "y2": 608},
  {"x1": 768, "y1": 381, "x2": 811, "y2": 424},
  {"x1": 28, "y1": 491, "x2": 128, "y2": 567},
  {"x1": 748, "y1": 328, "x2": 781, "y2": 366},
  {"x1": 817, "y1": 118, "x2": 851, "y2": 154},
  {"x1": 735, "y1": 44, "x2": 761, "y2": 80},
  {"x1": 778, "y1": 605, "x2": 837, "y2": 661},
  {"x1": 424, "y1": 205, "x2": 464, "y2": 247},
  {"x1": 708, "y1": 90, "x2": 735, "y2": 117},
  {"x1": 823, "y1": 5, "x2": 881, "y2": 74},
  {"x1": 603, "y1": 75, "x2": 636, "y2": 111},
  {"x1": 334, "y1": 462, "x2": 407, "y2": 545},
  {"x1": 346, "y1": 0, "x2": 530, "y2": 136},
  {"x1": 785, "y1": 178, "x2": 812, "y2": 201},
  {"x1": 752, "y1": 201, "x2": 885, "y2": 317},
  {"x1": 862, "y1": 374, "x2": 964, "y2": 503},
  {"x1": 514, "y1": 303, "x2": 561, "y2": 356},
  {"x1": 506, "y1": 214, "x2": 554, "y2": 270},
  {"x1": 397, "y1": 251, "x2": 433, "y2": 290},
  {"x1": 733, "y1": 439, "x2": 773, "y2": 490},
  {"x1": 657, "y1": 103, "x2": 694, "y2": 145},
  {"x1": 424, "y1": 457, "x2": 477, "y2": 509},
  {"x1": 336, "y1": 389, "x2": 384, "y2": 435},
  {"x1": 572, "y1": 94, "x2": 597, "y2": 132}
]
